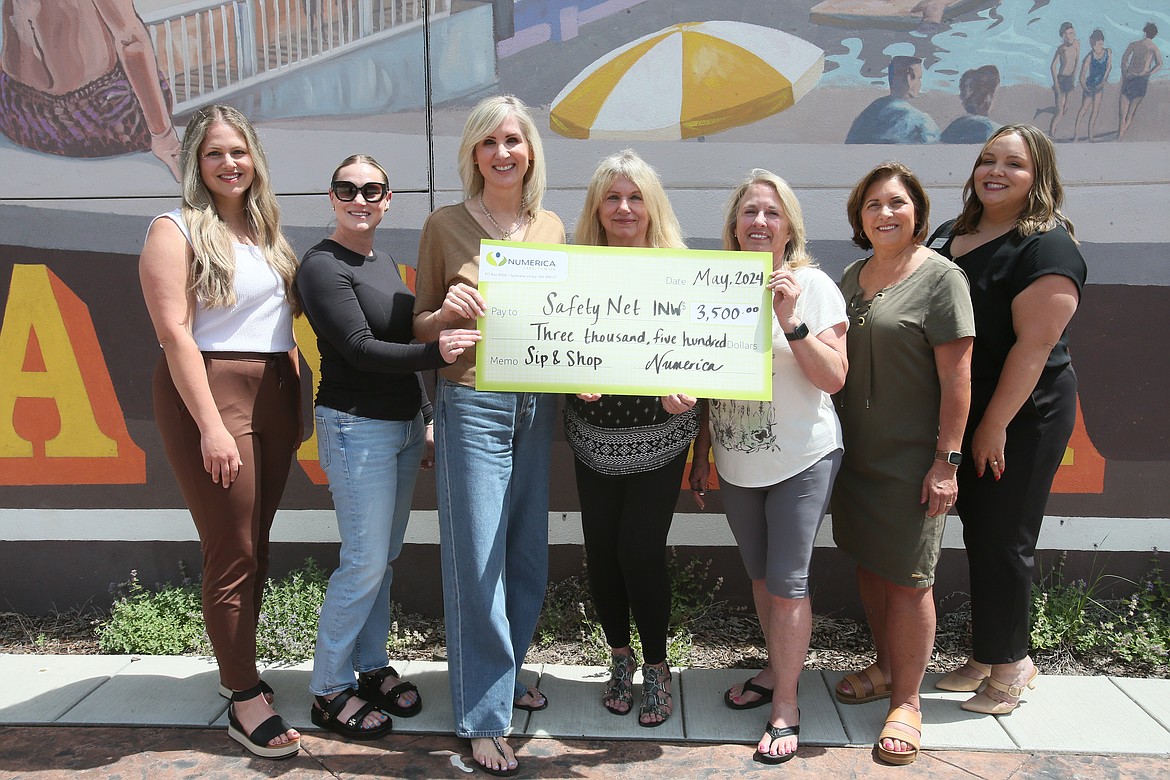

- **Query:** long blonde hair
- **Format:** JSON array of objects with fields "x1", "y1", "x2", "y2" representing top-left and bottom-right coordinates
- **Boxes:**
[
  {"x1": 722, "y1": 169, "x2": 814, "y2": 269},
  {"x1": 457, "y1": 95, "x2": 547, "y2": 216},
  {"x1": 574, "y1": 150, "x2": 685, "y2": 249},
  {"x1": 178, "y1": 104, "x2": 299, "y2": 312},
  {"x1": 953, "y1": 124, "x2": 1076, "y2": 240}
]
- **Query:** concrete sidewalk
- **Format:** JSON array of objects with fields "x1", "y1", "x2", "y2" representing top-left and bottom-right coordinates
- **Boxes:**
[{"x1": 1, "y1": 654, "x2": 1168, "y2": 778}]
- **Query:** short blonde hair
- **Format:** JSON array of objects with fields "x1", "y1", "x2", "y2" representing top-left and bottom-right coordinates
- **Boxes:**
[
  {"x1": 457, "y1": 95, "x2": 546, "y2": 215},
  {"x1": 574, "y1": 150, "x2": 685, "y2": 249},
  {"x1": 722, "y1": 169, "x2": 814, "y2": 269}
]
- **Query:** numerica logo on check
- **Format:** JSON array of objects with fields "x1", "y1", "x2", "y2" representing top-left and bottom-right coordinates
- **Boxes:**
[{"x1": 479, "y1": 244, "x2": 568, "y2": 282}]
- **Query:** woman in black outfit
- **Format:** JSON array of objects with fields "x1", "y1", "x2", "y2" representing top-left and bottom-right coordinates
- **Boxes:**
[
  {"x1": 297, "y1": 155, "x2": 479, "y2": 739},
  {"x1": 930, "y1": 124, "x2": 1086, "y2": 714}
]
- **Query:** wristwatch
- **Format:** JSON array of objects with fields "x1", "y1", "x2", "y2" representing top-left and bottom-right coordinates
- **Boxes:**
[
  {"x1": 784, "y1": 322, "x2": 809, "y2": 341},
  {"x1": 935, "y1": 450, "x2": 962, "y2": 467}
]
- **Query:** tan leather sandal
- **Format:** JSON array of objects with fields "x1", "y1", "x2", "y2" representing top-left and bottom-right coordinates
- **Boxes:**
[
  {"x1": 961, "y1": 667, "x2": 1039, "y2": 715},
  {"x1": 876, "y1": 704, "x2": 921, "y2": 766},
  {"x1": 936, "y1": 659, "x2": 992, "y2": 692},
  {"x1": 834, "y1": 664, "x2": 891, "y2": 705}
]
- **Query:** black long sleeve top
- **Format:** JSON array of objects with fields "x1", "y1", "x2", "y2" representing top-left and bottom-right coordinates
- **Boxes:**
[{"x1": 296, "y1": 239, "x2": 445, "y2": 421}]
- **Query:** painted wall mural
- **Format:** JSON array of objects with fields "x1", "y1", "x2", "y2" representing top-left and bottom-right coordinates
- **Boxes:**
[{"x1": 1, "y1": 0, "x2": 1167, "y2": 554}]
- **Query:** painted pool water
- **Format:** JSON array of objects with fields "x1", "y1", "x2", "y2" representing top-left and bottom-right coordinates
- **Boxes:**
[{"x1": 820, "y1": 0, "x2": 1169, "y2": 90}]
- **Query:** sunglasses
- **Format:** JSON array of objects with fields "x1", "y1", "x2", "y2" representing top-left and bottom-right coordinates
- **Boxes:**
[{"x1": 331, "y1": 180, "x2": 389, "y2": 203}]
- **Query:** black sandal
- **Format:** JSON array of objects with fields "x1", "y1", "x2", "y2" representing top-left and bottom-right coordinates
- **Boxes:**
[
  {"x1": 754, "y1": 722, "x2": 800, "y2": 765},
  {"x1": 513, "y1": 685, "x2": 548, "y2": 712},
  {"x1": 638, "y1": 664, "x2": 673, "y2": 728},
  {"x1": 226, "y1": 682, "x2": 299, "y2": 759},
  {"x1": 603, "y1": 651, "x2": 635, "y2": 715},
  {"x1": 358, "y1": 665, "x2": 422, "y2": 717},
  {"x1": 310, "y1": 688, "x2": 393, "y2": 740},
  {"x1": 724, "y1": 676, "x2": 774, "y2": 710},
  {"x1": 219, "y1": 679, "x2": 273, "y2": 701}
]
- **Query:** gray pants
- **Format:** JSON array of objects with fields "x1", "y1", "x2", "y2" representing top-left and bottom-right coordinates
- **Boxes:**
[{"x1": 722, "y1": 450, "x2": 842, "y2": 599}]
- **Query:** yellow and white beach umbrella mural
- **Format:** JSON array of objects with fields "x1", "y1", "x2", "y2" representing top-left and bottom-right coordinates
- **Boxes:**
[{"x1": 550, "y1": 21, "x2": 824, "y2": 141}]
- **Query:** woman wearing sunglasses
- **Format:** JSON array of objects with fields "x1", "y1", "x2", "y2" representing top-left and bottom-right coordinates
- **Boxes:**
[{"x1": 296, "y1": 155, "x2": 480, "y2": 741}]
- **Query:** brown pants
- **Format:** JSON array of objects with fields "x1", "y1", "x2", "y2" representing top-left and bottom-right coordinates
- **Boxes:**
[{"x1": 153, "y1": 351, "x2": 299, "y2": 690}]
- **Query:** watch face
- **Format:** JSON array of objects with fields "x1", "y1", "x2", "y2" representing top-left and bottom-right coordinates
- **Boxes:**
[{"x1": 948, "y1": 452, "x2": 962, "y2": 466}]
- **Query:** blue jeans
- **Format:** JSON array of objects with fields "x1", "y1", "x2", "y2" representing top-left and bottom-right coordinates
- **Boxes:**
[
  {"x1": 309, "y1": 406, "x2": 425, "y2": 696},
  {"x1": 435, "y1": 378, "x2": 555, "y2": 738}
]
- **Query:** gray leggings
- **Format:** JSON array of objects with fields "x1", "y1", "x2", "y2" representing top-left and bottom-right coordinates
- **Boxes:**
[{"x1": 721, "y1": 450, "x2": 842, "y2": 599}]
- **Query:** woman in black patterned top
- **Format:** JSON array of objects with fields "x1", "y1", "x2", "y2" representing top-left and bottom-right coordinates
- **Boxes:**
[{"x1": 564, "y1": 150, "x2": 699, "y2": 728}]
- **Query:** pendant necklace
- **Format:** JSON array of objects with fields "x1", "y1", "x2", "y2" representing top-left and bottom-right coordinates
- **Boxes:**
[{"x1": 479, "y1": 193, "x2": 527, "y2": 240}]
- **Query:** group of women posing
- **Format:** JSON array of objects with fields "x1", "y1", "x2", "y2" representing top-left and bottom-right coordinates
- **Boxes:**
[{"x1": 139, "y1": 93, "x2": 1084, "y2": 772}]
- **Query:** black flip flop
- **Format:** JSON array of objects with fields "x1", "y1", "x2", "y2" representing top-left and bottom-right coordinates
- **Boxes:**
[
  {"x1": 753, "y1": 722, "x2": 800, "y2": 765},
  {"x1": 724, "y1": 676, "x2": 774, "y2": 710},
  {"x1": 513, "y1": 687, "x2": 548, "y2": 712}
]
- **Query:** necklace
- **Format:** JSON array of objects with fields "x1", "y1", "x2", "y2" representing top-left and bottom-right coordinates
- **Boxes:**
[{"x1": 478, "y1": 193, "x2": 527, "y2": 240}]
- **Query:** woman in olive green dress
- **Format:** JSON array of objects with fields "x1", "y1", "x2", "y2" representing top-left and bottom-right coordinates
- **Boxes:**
[{"x1": 831, "y1": 162, "x2": 975, "y2": 766}]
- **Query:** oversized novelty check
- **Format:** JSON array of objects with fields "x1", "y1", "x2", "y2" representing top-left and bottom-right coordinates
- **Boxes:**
[{"x1": 475, "y1": 240, "x2": 772, "y2": 400}]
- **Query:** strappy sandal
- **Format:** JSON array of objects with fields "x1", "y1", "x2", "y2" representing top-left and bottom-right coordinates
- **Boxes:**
[
  {"x1": 226, "y1": 682, "x2": 299, "y2": 759},
  {"x1": 603, "y1": 651, "x2": 635, "y2": 715},
  {"x1": 724, "y1": 675, "x2": 774, "y2": 710},
  {"x1": 936, "y1": 658, "x2": 992, "y2": 692},
  {"x1": 961, "y1": 666, "x2": 1039, "y2": 715},
  {"x1": 358, "y1": 665, "x2": 422, "y2": 717},
  {"x1": 638, "y1": 663, "x2": 673, "y2": 728},
  {"x1": 834, "y1": 664, "x2": 891, "y2": 705},
  {"x1": 473, "y1": 736, "x2": 519, "y2": 777},
  {"x1": 876, "y1": 704, "x2": 921, "y2": 766},
  {"x1": 219, "y1": 679, "x2": 273, "y2": 702},
  {"x1": 753, "y1": 710, "x2": 800, "y2": 765},
  {"x1": 310, "y1": 688, "x2": 393, "y2": 741}
]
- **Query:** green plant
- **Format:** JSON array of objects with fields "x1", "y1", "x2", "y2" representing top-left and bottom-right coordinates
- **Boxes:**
[
  {"x1": 98, "y1": 568, "x2": 210, "y2": 655},
  {"x1": 99, "y1": 560, "x2": 331, "y2": 660},
  {"x1": 531, "y1": 551, "x2": 729, "y2": 668},
  {"x1": 1030, "y1": 552, "x2": 1170, "y2": 674},
  {"x1": 1030, "y1": 552, "x2": 1109, "y2": 654},
  {"x1": 254, "y1": 559, "x2": 330, "y2": 662}
]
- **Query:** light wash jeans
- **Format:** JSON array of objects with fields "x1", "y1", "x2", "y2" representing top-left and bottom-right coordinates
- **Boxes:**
[
  {"x1": 309, "y1": 406, "x2": 425, "y2": 696},
  {"x1": 435, "y1": 378, "x2": 555, "y2": 738}
]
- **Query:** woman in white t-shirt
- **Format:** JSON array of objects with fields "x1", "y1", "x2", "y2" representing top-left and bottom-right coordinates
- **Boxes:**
[{"x1": 690, "y1": 170, "x2": 848, "y2": 766}]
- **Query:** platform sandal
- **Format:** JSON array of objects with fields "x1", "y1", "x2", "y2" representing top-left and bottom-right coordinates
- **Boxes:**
[
  {"x1": 358, "y1": 665, "x2": 422, "y2": 717},
  {"x1": 638, "y1": 663, "x2": 673, "y2": 728},
  {"x1": 603, "y1": 650, "x2": 635, "y2": 715},
  {"x1": 226, "y1": 682, "x2": 299, "y2": 759},
  {"x1": 219, "y1": 679, "x2": 273, "y2": 702},
  {"x1": 875, "y1": 704, "x2": 921, "y2": 766}
]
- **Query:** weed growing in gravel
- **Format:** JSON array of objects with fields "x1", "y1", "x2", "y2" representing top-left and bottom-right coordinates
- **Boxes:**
[
  {"x1": 1031, "y1": 552, "x2": 1170, "y2": 674},
  {"x1": 533, "y1": 552, "x2": 727, "y2": 668}
]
